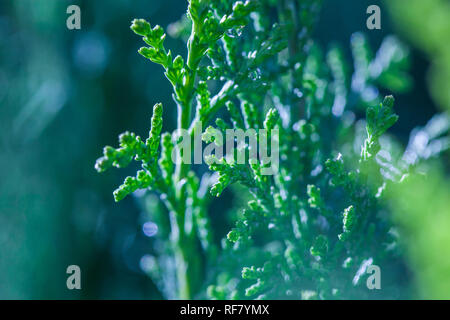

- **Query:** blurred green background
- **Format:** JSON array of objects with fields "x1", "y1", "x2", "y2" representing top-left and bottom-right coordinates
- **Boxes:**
[{"x1": 0, "y1": 0, "x2": 446, "y2": 299}]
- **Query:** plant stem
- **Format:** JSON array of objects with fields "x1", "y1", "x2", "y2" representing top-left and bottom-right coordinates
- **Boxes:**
[{"x1": 171, "y1": 29, "x2": 206, "y2": 300}]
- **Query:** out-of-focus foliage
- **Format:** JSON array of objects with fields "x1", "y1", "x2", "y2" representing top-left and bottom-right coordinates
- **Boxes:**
[
  {"x1": 389, "y1": 168, "x2": 450, "y2": 299},
  {"x1": 386, "y1": 0, "x2": 450, "y2": 111},
  {"x1": 0, "y1": 0, "x2": 184, "y2": 299},
  {"x1": 384, "y1": 0, "x2": 450, "y2": 299}
]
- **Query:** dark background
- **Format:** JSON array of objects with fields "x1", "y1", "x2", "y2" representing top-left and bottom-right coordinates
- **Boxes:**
[{"x1": 0, "y1": 0, "x2": 438, "y2": 299}]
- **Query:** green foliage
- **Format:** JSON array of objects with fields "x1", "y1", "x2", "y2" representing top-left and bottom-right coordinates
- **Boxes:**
[
  {"x1": 388, "y1": 168, "x2": 450, "y2": 299},
  {"x1": 385, "y1": 0, "x2": 450, "y2": 298},
  {"x1": 386, "y1": 0, "x2": 450, "y2": 111},
  {"x1": 96, "y1": 0, "x2": 448, "y2": 299},
  {"x1": 362, "y1": 95, "x2": 398, "y2": 161},
  {"x1": 96, "y1": 103, "x2": 166, "y2": 202}
]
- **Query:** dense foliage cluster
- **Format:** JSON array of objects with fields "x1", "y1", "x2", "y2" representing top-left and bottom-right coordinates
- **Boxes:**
[{"x1": 96, "y1": 0, "x2": 448, "y2": 299}]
